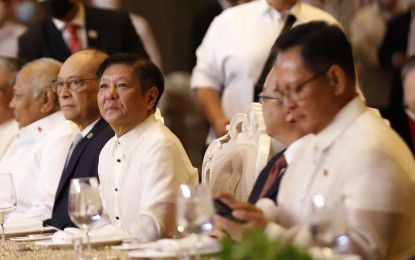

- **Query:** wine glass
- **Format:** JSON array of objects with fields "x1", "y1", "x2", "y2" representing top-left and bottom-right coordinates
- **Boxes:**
[
  {"x1": 309, "y1": 194, "x2": 353, "y2": 259},
  {"x1": 0, "y1": 172, "x2": 17, "y2": 247},
  {"x1": 176, "y1": 184, "x2": 214, "y2": 259},
  {"x1": 68, "y1": 177, "x2": 103, "y2": 256}
]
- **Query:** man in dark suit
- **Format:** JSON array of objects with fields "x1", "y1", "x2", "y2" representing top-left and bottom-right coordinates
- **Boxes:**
[
  {"x1": 246, "y1": 65, "x2": 306, "y2": 205},
  {"x1": 43, "y1": 49, "x2": 114, "y2": 229},
  {"x1": 18, "y1": 0, "x2": 148, "y2": 63},
  {"x1": 379, "y1": 4, "x2": 415, "y2": 154}
]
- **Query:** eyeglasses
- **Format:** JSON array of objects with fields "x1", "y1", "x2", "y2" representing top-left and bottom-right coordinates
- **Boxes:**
[
  {"x1": 258, "y1": 92, "x2": 282, "y2": 104},
  {"x1": 275, "y1": 67, "x2": 329, "y2": 102},
  {"x1": 51, "y1": 78, "x2": 97, "y2": 93}
]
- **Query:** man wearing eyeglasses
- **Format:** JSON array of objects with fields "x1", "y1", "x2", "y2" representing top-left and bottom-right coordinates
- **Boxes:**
[
  {"x1": 43, "y1": 49, "x2": 114, "y2": 230},
  {"x1": 0, "y1": 58, "x2": 78, "y2": 221},
  {"x1": 214, "y1": 22, "x2": 415, "y2": 259}
]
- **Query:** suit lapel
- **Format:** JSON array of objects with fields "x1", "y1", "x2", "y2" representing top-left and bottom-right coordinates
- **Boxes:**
[
  {"x1": 43, "y1": 19, "x2": 71, "y2": 61},
  {"x1": 84, "y1": 7, "x2": 101, "y2": 49},
  {"x1": 55, "y1": 118, "x2": 108, "y2": 197}
]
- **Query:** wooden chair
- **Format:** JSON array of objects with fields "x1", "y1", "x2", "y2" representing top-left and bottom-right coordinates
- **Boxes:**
[{"x1": 201, "y1": 103, "x2": 271, "y2": 201}]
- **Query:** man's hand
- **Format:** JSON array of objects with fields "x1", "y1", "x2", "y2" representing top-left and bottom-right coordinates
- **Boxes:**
[{"x1": 213, "y1": 192, "x2": 268, "y2": 241}]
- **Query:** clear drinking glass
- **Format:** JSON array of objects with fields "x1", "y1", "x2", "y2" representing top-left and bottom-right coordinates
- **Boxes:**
[
  {"x1": 176, "y1": 184, "x2": 214, "y2": 259},
  {"x1": 68, "y1": 177, "x2": 103, "y2": 256},
  {"x1": 0, "y1": 172, "x2": 17, "y2": 247},
  {"x1": 310, "y1": 194, "x2": 353, "y2": 259}
]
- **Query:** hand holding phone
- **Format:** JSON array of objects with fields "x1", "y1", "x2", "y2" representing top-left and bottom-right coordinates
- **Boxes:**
[{"x1": 213, "y1": 198, "x2": 246, "y2": 223}]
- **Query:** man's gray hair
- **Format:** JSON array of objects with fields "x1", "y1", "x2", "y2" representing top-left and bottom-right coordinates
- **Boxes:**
[
  {"x1": 21, "y1": 58, "x2": 62, "y2": 98},
  {"x1": 0, "y1": 56, "x2": 25, "y2": 86}
]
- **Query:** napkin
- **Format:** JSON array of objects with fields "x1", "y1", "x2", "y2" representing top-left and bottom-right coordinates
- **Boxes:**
[
  {"x1": 4, "y1": 218, "x2": 44, "y2": 234},
  {"x1": 52, "y1": 224, "x2": 129, "y2": 243},
  {"x1": 255, "y1": 198, "x2": 279, "y2": 222}
]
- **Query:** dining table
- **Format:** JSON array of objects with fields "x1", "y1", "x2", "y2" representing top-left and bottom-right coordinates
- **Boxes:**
[{"x1": 0, "y1": 239, "x2": 220, "y2": 260}]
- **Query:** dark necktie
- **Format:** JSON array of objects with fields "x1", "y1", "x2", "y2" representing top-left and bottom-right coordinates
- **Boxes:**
[
  {"x1": 258, "y1": 155, "x2": 287, "y2": 199},
  {"x1": 254, "y1": 14, "x2": 296, "y2": 102}
]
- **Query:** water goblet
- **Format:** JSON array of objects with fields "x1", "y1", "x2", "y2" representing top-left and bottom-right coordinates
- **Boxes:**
[
  {"x1": 68, "y1": 177, "x2": 103, "y2": 257},
  {"x1": 310, "y1": 194, "x2": 353, "y2": 259},
  {"x1": 0, "y1": 172, "x2": 17, "y2": 247},
  {"x1": 176, "y1": 184, "x2": 215, "y2": 259}
]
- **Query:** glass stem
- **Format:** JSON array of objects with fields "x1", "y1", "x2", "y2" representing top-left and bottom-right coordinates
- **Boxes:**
[
  {"x1": 86, "y1": 229, "x2": 92, "y2": 255},
  {"x1": 0, "y1": 223, "x2": 5, "y2": 246}
]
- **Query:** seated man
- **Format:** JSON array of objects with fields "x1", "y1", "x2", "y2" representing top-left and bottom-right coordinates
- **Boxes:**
[
  {"x1": 247, "y1": 65, "x2": 308, "y2": 205},
  {"x1": 0, "y1": 56, "x2": 25, "y2": 159},
  {"x1": 0, "y1": 58, "x2": 78, "y2": 220},
  {"x1": 44, "y1": 49, "x2": 114, "y2": 230},
  {"x1": 97, "y1": 53, "x2": 198, "y2": 242},
  {"x1": 215, "y1": 22, "x2": 415, "y2": 260}
]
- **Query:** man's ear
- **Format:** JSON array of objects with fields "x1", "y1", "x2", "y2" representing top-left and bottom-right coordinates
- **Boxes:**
[
  {"x1": 326, "y1": 65, "x2": 347, "y2": 96},
  {"x1": 146, "y1": 86, "x2": 159, "y2": 110},
  {"x1": 39, "y1": 88, "x2": 56, "y2": 113}
]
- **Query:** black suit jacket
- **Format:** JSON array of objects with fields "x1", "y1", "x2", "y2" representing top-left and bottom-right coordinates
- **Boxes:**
[
  {"x1": 45, "y1": 118, "x2": 114, "y2": 229},
  {"x1": 18, "y1": 5, "x2": 148, "y2": 62},
  {"x1": 378, "y1": 11, "x2": 414, "y2": 154},
  {"x1": 248, "y1": 149, "x2": 286, "y2": 204}
]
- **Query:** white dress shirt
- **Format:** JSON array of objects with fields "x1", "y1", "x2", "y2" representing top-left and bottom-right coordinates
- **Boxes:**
[
  {"x1": 0, "y1": 119, "x2": 18, "y2": 160},
  {"x1": 0, "y1": 111, "x2": 79, "y2": 220},
  {"x1": 98, "y1": 114, "x2": 198, "y2": 242},
  {"x1": 266, "y1": 97, "x2": 415, "y2": 260},
  {"x1": 191, "y1": 0, "x2": 337, "y2": 139}
]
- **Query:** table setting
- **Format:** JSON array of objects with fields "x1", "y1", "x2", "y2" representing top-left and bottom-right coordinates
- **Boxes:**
[{"x1": 0, "y1": 173, "x2": 361, "y2": 260}]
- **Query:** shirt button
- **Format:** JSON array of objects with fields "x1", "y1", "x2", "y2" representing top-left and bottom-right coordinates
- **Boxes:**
[
  {"x1": 116, "y1": 216, "x2": 119, "y2": 220},
  {"x1": 115, "y1": 188, "x2": 118, "y2": 192},
  {"x1": 116, "y1": 159, "x2": 121, "y2": 163}
]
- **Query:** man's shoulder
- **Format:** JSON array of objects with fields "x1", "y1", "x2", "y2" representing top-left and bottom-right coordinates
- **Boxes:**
[
  {"x1": 389, "y1": 10, "x2": 411, "y2": 27},
  {"x1": 213, "y1": 1, "x2": 263, "y2": 23},
  {"x1": 84, "y1": 5, "x2": 130, "y2": 23},
  {"x1": 19, "y1": 17, "x2": 53, "y2": 39},
  {"x1": 298, "y1": 3, "x2": 339, "y2": 25}
]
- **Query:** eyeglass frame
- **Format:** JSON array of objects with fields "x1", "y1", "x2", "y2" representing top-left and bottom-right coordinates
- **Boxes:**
[
  {"x1": 51, "y1": 78, "x2": 97, "y2": 94},
  {"x1": 258, "y1": 67, "x2": 330, "y2": 104}
]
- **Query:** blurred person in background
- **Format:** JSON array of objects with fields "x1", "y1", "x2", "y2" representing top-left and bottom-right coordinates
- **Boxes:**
[
  {"x1": 191, "y1": 0, "x2": 337, "y2": 142},
  {"x1": 0, "y1": 56, "x2": 24, "y2": 159},
  {"x1": 89, "y1": 0, "x2": 162, "y2": 70},
  {"x1": 350, "y1": 0, "x2": 406, "y2": 109},
  {"x1": 379, "y1": 0, "x2": 415, "y2": 153},
  {"x1": 18, "y1": 0, "x2": 148, "y2": 62},
  {"x1": 191, "y1": 0, "x2": 251, "y2": 67},
  {"x1": 402, "y1": 56, "x2": 415, "y2": 143},
  {"x1": 0, "y1": 0, "x2": 26, "y2": 56},
  {"x1": 301, "y1": 0, "x2": 371, "y2": 37}
]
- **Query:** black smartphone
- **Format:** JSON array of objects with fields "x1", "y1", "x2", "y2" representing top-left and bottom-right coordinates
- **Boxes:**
[{"x1": 213, "y1": 198, "x2": 245, "y2": 223}]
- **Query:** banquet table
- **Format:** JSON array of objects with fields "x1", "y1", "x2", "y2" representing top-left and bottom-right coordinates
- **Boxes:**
[
  {"x1": 0, "y1": 240, "x2": 219, "y2": 260},
  {"x1": 0, "y1": 240, "x2": 129, "y2": 259}
]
